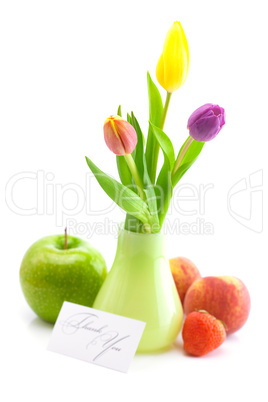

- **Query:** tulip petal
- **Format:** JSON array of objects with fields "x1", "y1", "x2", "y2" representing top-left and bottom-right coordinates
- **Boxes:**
[
  {"x1": 212, "y1": 105, "x2": 226, "y2": 128},
  {"x1": 187, "y1": 103, "x2": 225, "y2": 142},
  {"x1": 103, "y1": 116, "x2": 137, "y2": 155},
  {"x1": 156, "y1": 21, "x2": 189, "y2": 93},
  {"x1": 163, "y1": 23, "x2": 188, "y2": 92},
  {"x1": 189, "y1": 115, "x2": 221, "y2": 142},
  {"x1": 104, "y1": 120, "x2": 125, "y2": 155},
  {"x1": 187, "y1": 103, "x2": 214, "y2": 128},
  {"x1": 156, "y1": 54, "x2": 165, "y2": 91},
  {"x1": 179, "y1": 22, "x2": 190, "y2": 79},
  {"x1": 115, "y1": 119, "x2": 137, "y2": 154}
]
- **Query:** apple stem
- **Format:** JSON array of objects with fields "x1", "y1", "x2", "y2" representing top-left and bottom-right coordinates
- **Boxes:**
[{"x1": 64, "y1": 227, "x2": 68, "y2": 250}]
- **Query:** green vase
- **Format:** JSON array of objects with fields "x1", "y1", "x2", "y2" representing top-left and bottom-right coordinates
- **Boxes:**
[{"x1": 93, "y1": 227, "x2": 183, "y2": 353}]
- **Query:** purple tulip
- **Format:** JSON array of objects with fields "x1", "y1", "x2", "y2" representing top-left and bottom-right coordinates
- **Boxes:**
[{"x1": 187, "y1": 103, "x2": 225, "y2": 142}]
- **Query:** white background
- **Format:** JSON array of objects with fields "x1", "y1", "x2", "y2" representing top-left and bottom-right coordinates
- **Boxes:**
[{"x1": 1, "y1": 0, "x2": 267, "y2": 400}]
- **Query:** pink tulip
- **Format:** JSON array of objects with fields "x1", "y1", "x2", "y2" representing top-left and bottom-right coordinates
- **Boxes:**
[{"x1": 103, "y1": 115, "x2": 137, "y2": 155}]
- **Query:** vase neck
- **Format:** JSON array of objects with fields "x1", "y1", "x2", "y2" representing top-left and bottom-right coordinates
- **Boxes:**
[{"x1": 116, "y1": 228, "x2": 166, "y2": 260}]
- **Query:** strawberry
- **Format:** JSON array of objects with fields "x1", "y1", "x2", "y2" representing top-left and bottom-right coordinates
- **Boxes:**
[{"x1": 182, "y1": 311, "x2": 226, "y2": 356}]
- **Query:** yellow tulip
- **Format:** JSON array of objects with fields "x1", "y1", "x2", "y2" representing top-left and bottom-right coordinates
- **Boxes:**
[{"x1": 156, "y1": 21, "x2": 189, "y2": 93}]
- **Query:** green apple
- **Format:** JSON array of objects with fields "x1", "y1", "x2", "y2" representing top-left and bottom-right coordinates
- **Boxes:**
[{"x1": 20, "y1": 233, "x2": 107, "y2": 323}]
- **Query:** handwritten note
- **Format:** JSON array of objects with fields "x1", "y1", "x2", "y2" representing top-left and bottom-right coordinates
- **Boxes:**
[{"x1": 47, "y1": 301, "x2": 146, "y2": 373}]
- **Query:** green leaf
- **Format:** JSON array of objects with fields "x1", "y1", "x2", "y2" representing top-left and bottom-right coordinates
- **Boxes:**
[
  {"x1": 131, "y1": 113, "x2": 159, "y2": 231},
  {"x1": 117, "y1": 105, "x2": 122, "y2": 117},
  {"x1": 142, "y1": 162, "x2": 159, "y2": 231},
  {"x1": 127, "y1": 113, "x2": 132, "y2": 124},
  {"x1": 148, "y1": 122, "x2": 175, "y2": 228},
  {"x1": 149, "y1": 122, "x2": 175, "y2": 169},
  {"x1": 120, "y1": 112, "x2": 148, "y2": 232},
  {"x1": 85, "y1": 156, "x2": 150, "y2": 224},
  {"x1": 116, "y1": 155, "x2": 133, "y2": 188},
  {"x1": 147, "y1": 71, "x2": 163, "y2": 126},
  {"x1": 155, "y1": 162, "x2": 173, "y2": 228},
  {"x1": 172, "y1": 138, "x2": 205, "y2": 187},
  {"x1": 131, "y1": 112, "x2": 145, "y2": 181},
  {"x1": 124, "y1": 213, "x2": 143, "y2": 233},
  {"x1": 145, "y1": 72, "x2": 163, "y2": 184}
]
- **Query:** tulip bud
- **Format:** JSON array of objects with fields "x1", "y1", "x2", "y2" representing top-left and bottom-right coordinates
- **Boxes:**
[
  {"x1": 187, "y1": 104, "x2": 225, "y2": 142},
  {"x1": 156, "y1": 21, "x2": 189, "y2": 93},
  {"x1": 103, "y1": 115, "x2": 137, "y2": 155}
]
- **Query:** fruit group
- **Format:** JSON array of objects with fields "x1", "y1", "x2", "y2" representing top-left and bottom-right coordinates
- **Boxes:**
[
  {"x1": 20, "y1": 234, "x2": 107, "y2": 323},
  {"x1": 184, "y1": 276, "x2": 250, "y2": 334},
  {"x1": 169, "y1": 256, "x2": 201, "y2": 305},
  {"x1": 182, "y1": 311, "x2": 226, "y2": 356}
]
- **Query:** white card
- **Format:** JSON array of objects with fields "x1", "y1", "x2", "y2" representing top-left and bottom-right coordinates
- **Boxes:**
[{"x1": 47, "y1": 301, "x2": 146, "y2": 373}]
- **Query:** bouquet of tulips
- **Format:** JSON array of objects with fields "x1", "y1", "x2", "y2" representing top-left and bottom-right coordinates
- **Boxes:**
[{"x1": 86, "y1": 21, "x2": 225, "y2": 234}]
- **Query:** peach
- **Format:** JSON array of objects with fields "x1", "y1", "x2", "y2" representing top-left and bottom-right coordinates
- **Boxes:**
[
  {"x1": 169, "y1": 257, "x2": 201, "y2": 305},
  {"x1": 184, "y1": 276, "x2": 251, "y2": 334}
]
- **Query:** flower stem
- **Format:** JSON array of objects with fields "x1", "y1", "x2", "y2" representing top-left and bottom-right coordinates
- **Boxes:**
[
  {"x1": 160, "y1": 92, "x2": 172, "y2": 130},
  {"x1": 123, "y1": 155, "x2": 151, "y2": 234},
  {"x1": 150, "y1": 91, "x2": 172, "y2": 184},
  {"x1": 124, "y1": 153, "x2": 146, "y2": 201},
  {"x1": 172, "y1": 136, "x2": 193, "y2": 176}
]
